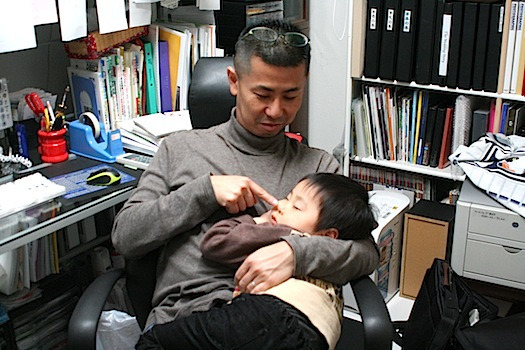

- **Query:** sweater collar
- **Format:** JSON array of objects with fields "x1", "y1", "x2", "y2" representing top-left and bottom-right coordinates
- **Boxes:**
[{"x1": 224, "y1": 108, "x2": 287, "y2": 154}]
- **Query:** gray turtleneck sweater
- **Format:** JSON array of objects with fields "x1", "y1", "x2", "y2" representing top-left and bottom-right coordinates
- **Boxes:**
[{"x1": 112, "y1": 115, "x2": 379, "y2": 327}]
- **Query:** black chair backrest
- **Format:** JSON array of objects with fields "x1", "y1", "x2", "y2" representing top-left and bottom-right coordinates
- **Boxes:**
[
  {"x1": 125, "y1": 249, "x2": 159, "y2": 330},
  {"x1": 126, "y1": 57, "x2": 237, "y2": 330},
  {"x1": 188, "y1": 56, "x2": 236, "y2": 128}
]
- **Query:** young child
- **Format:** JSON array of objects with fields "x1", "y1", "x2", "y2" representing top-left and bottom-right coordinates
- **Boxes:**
[{"x1": 136, "y1": 173, "x2": 377, "y2": 350}]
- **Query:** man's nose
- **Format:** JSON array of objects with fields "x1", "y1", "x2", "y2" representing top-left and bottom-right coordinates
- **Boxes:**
[{"x1": 265, "y1": 98, "x2": 283, "y2": 118}]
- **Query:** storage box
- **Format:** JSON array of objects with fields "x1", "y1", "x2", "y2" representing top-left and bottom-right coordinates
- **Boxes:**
[
  {"x1": 400, "y1": 200, "x2": 455, "y2": 299},
  {"x1": 64, "y1": 26, "x2": 149, "y2": 59},
  {"x1": 343, "y1": 190, "x2": 411, "y2": 310}
]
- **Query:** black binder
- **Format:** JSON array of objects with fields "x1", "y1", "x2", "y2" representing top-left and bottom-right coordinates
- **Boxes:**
[
  {"x1": 396, "y1": 0, "x2": 419, "y2": 82},
  {"x1": 472, "y1": 3, "x2": 491, "y2": 91},
  {"x1": 364, "y1": 0, "x2": 383, "y2": 78},
  {"x1": 457, "y1": 2, "x2": 479, "y2": 90},
  {"x1": 429, "y1": 106, "x2": 447, "y2": 167},
  {"x1": 484, "y1": 3, "x2": 505, "y2": 92},
  {"x1": 379, "y1": 0, "x2": 401, "y2": 80},
  {"x1": 414, "y1": 0, "x2": 437, "y2": 84},
  {"x1": 446, "y1": 1, "x2": 465, "y2": 88},
  {"x1": 431, "y1": 0, "x2": 446, "y2": 85}
]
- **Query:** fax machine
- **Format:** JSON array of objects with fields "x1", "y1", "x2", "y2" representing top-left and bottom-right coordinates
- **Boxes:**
[{"x1": 452, "y1": 179, "x2": 525, "y2": 290}]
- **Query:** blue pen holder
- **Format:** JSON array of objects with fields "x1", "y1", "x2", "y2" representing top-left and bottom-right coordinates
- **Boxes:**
[{"x1": 69, "y1": 120, "x2": 125, "y2": 163}]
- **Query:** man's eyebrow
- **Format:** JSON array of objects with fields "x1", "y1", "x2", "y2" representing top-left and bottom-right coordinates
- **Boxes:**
[{"x1": 255, "y1": 85, "x2": 301, "y2": 93}]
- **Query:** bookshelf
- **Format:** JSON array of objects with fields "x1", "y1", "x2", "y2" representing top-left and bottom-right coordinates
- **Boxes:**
[{"x1": 308, "y1": 0, "x2": 525, "y2": 200}]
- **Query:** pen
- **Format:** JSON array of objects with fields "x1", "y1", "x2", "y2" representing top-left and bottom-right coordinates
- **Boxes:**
[
  {"x1": 44, "y1": 108, "x2": 50, "y2": 132},
  {"x1": 46, "y1": 101, "x2": 55, "y2": 123}
]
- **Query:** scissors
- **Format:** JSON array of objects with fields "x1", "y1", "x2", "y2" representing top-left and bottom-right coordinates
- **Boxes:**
[{"x1": 24, "y1": 93, "x2": 45, "y2": 120}]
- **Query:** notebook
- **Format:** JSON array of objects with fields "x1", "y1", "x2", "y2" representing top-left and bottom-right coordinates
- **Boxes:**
[{"x1": 133, "y1": 111, "x2": 192, "y2": 138}]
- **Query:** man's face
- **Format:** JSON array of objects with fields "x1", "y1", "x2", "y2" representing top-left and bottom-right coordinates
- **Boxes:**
[
  {"x1": 269, "y1": 180, "x2": 321, "y2": 234},
  {"x1": 228, "y1": 56, "x2": 307, "y2": 137}
]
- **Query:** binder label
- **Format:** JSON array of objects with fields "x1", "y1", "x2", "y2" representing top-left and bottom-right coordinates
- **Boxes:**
[
  {"x1": 386, "y1": 9, "x2": 395, "y2": 31},
  {"x1": 498, "y1": 6, "x2": 504, "y2": 33},
  {"x1": 438, "y1": 14, "x2": 452, "y2": 76},
  {"x1": 370, "y1": 8, "x2": 377, "y2": 30},
  {"x1": 402, "y1": 10, "x2": 412, "y2": 32}
]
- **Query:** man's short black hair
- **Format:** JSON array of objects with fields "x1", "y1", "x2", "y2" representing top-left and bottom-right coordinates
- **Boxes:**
[
  {"x1": 301, "y1": 173, "x2": 377, "y2": 240},
  {"x1": 234, "y1": 18, "x2": 311, "y2": 77}
]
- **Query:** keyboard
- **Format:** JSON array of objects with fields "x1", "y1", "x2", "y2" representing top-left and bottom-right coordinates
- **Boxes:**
[
  {"x1": 0, "y1": 173, "x2": 66, "y2": 219},
  {"x1": 116, "y1": 152, "x2": 153, "y2": 170}
]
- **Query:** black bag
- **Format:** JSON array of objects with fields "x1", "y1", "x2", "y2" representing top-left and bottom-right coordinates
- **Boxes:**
[{"x1": 395, "y1": 258, "x2": 499, "y2": 350}]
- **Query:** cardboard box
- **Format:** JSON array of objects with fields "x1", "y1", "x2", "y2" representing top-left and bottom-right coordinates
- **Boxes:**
[{"x1": 400, "y1": 200, "x2": 455, "y2": 299}]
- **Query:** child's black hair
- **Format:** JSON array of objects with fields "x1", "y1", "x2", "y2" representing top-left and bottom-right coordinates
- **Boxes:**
[{"x1": 301, "y1": 173, "x2": 377, "y2": 240}]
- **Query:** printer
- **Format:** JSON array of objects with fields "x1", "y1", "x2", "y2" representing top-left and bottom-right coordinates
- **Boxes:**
[
  {"x1": 343, "y1": 190, "x2": 410, "y2": 311},
  {"x1": 452, "y1": 179, "x2": 525, "y2": 290}
]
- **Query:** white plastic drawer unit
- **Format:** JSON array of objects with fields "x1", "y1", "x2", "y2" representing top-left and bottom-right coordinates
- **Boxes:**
[{"x1": 452, "y1": 179, "x2": 525, "y2": 290}]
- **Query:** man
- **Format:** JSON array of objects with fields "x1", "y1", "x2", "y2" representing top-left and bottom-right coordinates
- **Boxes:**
[{"x1": 112, "y1": 19, "x2": 378, "y2": 330}]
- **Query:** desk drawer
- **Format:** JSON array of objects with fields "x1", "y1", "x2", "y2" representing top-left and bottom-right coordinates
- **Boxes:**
[
  {"x1": 468, "y1": 204, "x2": 525, "y2": 243},
  {"x1": 464, "y1": 239, "x2": 525, "y2": 284}
]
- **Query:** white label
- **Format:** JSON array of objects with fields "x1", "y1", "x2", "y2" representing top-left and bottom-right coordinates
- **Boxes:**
[
  {"x1": 370, "y1": 8, "x2": 377, "y2": 30},
  {"x1": 387, "y1": 9, "x2": 395, "y2": 31},
  {"x1": 499, "y1": 6, "x2": 504, "y2": 33},
  {"x1": 439, "y1": 14, "x2": 452, "y2": 76},
  {"x1": 403, "y1": 10, "x2": 412, "y2": 32}
]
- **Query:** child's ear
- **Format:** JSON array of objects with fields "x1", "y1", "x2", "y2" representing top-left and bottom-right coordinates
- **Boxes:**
[{"x1": 321, "y1": 228, "x2": 339, "y2": 239}]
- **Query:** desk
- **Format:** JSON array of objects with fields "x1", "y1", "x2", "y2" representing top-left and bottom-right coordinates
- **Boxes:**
[{"x1": 0, "y1": 156, "x2": 142, "y2": 255}]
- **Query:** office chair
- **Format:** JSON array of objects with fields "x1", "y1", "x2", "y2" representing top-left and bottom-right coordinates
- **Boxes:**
[{"x1": 67, "y1": 56, "x2": 393, "y2": 350}]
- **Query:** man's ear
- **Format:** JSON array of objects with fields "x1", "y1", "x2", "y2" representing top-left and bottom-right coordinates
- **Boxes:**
[
  {"x1": 320, "y1": 228, "x2": 339, "y2": 239},
  {"x1": 227, "y1": 66, "x2": 238, "y2": 96}
]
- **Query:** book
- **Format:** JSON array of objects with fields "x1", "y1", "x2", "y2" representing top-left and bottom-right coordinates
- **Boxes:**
[
  {"x1": 510, "y1": 1, "x2": 525, "y2": 93},
  {"x1": 457, "y1": 2, "x2": 479, "y2": 90},
  {"x1": 352, "y1": 98, "x2": 370, "y2": 158},
  {"x1": 144, "y1": 42, "x2": 159, "y2": 114},
  {"x1": 500, "y1": 101, "x2": 510, "y2": 133},
  {"x1": 505, "y1": 104, "x2": 517, "y2": 135},
  {"x1": 472, "y1": 3, "x2": 491, "y2": 91},
  {"x1": 429, "y1": 106, "x2": 446, "y2": 167},
  {"x1": 503, "y1": 1, "x2": 519, "y2": 93},
  {"x1": 67, "y1": 67, "x2": 108, "y2": 128},
  {"x1": 409, "y1": 90, "x2": 418, "y2": 163},
  {"x1": 412, "y1": 91, "x2": 424, "y2": 163},
  {"x1": 438, "y1": 107, "x2": 454, "y2": 169},
  {"x1": 422, "y1": 104, "x2": 437, "y2": 166},
  {"x1": 378, "y1": 0, "x2": 400, "y2": 80},
  {"x1": 364, "y1": 0, "x2": 383, "y2": 78},
  {"x1": 351, "y1": 0, "x2": 368, "y2": 78},
  {"x1": 515, "y1": 106, "x2": 525, "y2": 134},
  {"x1": 416, "y1": 93, "x2": 429, "y2": 165},
  {"x1": 470, "y1": 109, "x2": 490, "y2": 143},
  {"x1": 515, "y1": 2, "x2": 525, "y2": 94},
  {"x1": 395, "y1": 0, "x2": 419, "y2": 82},
  {"x1": 452, "y1": 95, "x2": 474, "y2": 155},
  {"x1": 158, "y1": 40, "x2": 173, "y2": 113},
  {"x1": 133, "y1": 110, "x2": 193, "y2": 138},
  {"x1": 485, "y1": 3, "x2": 505, "y2": 92},
  {"x1": 414, "y1": 0, "x2": 437, "y2": 85},
  {"x1": 446, "y1": 1, "x2": 464, "y2": 88}
]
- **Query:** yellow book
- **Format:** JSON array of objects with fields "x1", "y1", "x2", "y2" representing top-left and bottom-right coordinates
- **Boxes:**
[{"x1": 412, "y1": 91, "x2": 423, "y2": 163}]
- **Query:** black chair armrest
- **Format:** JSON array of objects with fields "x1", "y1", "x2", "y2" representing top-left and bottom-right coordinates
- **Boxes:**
[
  {"x1": 350, "y1": 276, "x2": 393, "y2": 350},
  {"x1": 68, "y1": 269, "x2": 124, "y2": 350}
]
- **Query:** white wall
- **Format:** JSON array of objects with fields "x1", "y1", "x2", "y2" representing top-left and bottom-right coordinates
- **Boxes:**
[{"x1": 307, "y1": 0, "x2": 351, "y2": 153}]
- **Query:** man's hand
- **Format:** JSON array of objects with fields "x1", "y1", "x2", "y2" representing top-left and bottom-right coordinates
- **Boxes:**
[
  {"x1": 234, "y1": 241, "x2": 294, "y2": 294},
  {"x1": 211, "y1": 175, "x2": 278, "y2": 213}
]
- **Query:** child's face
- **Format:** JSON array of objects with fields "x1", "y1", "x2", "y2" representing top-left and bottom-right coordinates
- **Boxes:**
[{"x1": 269, "y1": 180, "x2": 321, "y2": 234}]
